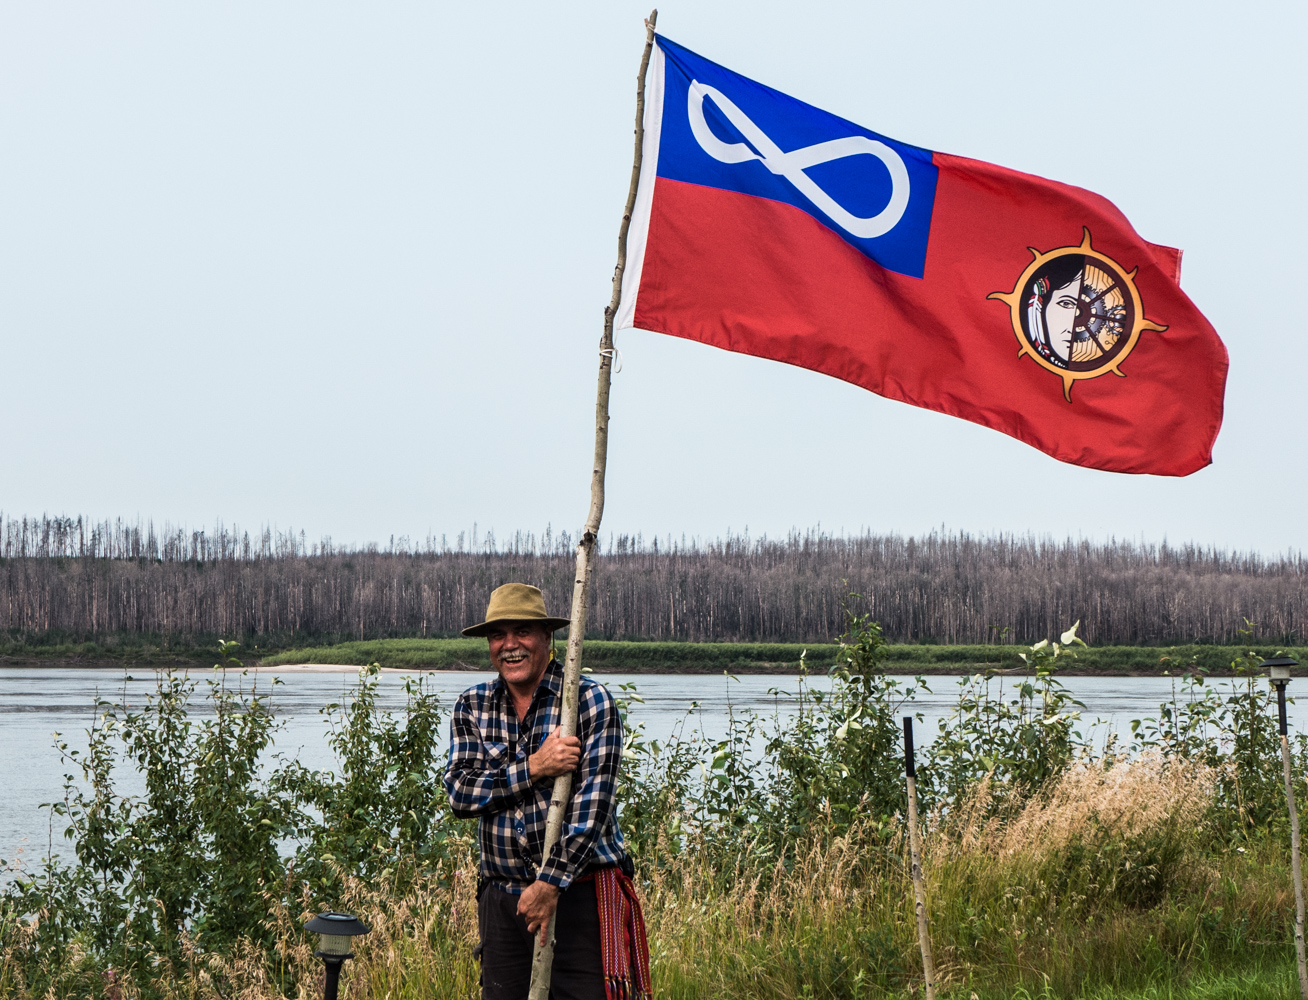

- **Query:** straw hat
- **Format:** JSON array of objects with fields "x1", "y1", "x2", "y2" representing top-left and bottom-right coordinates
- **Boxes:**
[{"x1": 461, "y1": 583, "x2": 571, "y2": 638}]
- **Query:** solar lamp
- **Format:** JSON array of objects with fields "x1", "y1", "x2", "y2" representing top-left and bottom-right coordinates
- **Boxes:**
[
  {"x1": 1264, "y1": 657, "x2": 1299, "y2": 736},
  {"x1": 305, "y1": 911, "x2": 370, "y2": 1000}
]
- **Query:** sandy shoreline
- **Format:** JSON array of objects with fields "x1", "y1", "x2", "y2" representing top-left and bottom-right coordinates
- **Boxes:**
[
  {"x1": 0, "y1": 660, "x2": 1229, "y2": 677},
  {"x1": 0, "y1": 657, "x2": 1265, "y2": 677},
  {"x1": 242, "y1": 663, "x2": 493, "y2": 674},
  {"x1": 0, "y1": 660, "x2": 493, "y2": 675}
]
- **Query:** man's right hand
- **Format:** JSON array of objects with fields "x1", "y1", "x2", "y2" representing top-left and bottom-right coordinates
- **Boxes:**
[{"x1": 529, "y1": 726, "x2": 582, "y2": 780}]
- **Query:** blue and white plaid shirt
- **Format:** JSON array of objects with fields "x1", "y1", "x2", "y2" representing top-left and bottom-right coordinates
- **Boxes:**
[{"x1": 444, "y1": 657, "x2": 627, "y2": 892}]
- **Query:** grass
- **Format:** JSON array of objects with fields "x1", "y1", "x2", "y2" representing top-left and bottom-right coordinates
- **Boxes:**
[
  {"x1": 637, "y1": 755, "x2": 1296, "y2": 999},
  {"x1": 963, "y1": 967, "x2": 1301, "y2": 999},
  {"x1": 3, "y1": 629, "x2": 1305, "y2": 675},
  {"x1": 10, "y1": 755, "x2": 1295, "y2": 999},
  {"x1": 256, "y1": 638, "x2": 1308, "y2": 676},
  {"x1": 0, "y1": 631, "x2": 301, "y2": 667},
  {"x1": 257, "y1": 637, "x2": 841, "y2": 672}
]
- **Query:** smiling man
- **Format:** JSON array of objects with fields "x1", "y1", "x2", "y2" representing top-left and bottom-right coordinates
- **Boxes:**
[{"x1": 444, "y1": 583, "x2": 648, "y2": 1000}]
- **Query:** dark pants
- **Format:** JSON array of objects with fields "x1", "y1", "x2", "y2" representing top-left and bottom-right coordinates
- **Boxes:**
[{"x1": 477, "y1": 880, "x2": 605, "y2": 1000}]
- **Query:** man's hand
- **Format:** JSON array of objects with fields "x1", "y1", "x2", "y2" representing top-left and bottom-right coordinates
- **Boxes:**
[
  {"x1": 517, "y1": 879, "x2": 560, "y2": 946},
  {"x1": 529, "y1": 726, "x2": 582, "y2": 780}
]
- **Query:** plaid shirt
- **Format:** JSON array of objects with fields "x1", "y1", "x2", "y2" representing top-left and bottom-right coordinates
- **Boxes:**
[{"x1": 444, "y1": 657, "x2": 626, "y2": 892}]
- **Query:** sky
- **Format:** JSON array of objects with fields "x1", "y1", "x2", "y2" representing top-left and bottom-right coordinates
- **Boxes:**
[{"x1": 1, "y1": 1, "x2": 1304, "y2": 555}]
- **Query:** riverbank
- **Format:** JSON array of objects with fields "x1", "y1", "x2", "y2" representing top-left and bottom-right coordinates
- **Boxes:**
[
  {"x1": 245, "y1": 635, "x2": 1308, "y2": 674},
  {"x1": 256, "y1": 637, "x2": 1308, "y2": 675},
  {"x1": 3, "y1": 636, "x2": 1305, "y2": 675}
]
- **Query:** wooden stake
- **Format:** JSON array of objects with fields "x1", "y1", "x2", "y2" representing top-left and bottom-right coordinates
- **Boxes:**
[
  {"x1": 1282, "y1": 731, "x2": 1307, "y2": 999},
  {"x1": 903, "y1": 717, "x2": 937, "y2": 1000},
  {"x1": 527, "y1": 12, "x2": 658, "y2": 1000},
  {"x1": 1273, "y1": 676, "x2": 1308, "y2": 999}
]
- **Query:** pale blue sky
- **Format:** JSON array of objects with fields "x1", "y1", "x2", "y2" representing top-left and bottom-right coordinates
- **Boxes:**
[{"x1": 1, "y1": 2, "x2": 1303, "y2": 553}]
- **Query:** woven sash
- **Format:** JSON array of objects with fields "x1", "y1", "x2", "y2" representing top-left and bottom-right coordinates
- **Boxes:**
[{"x1": 576, "y1": 867, "x2": 651, "y2": 1000}]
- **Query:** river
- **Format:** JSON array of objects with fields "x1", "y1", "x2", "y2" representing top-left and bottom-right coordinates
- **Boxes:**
[{"x1": 3, "y1": 666, "x2": 1303, "y2": 874}]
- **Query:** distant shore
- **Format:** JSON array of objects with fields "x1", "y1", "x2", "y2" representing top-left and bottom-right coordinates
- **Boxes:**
[{"x1": 3, "y1": 636, "x2": 1304, "y2": 676}]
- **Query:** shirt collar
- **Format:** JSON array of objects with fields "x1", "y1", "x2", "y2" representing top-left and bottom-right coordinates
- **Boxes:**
[{"x1": 538, "y1": 655, "x2": 564, "y2": 696}]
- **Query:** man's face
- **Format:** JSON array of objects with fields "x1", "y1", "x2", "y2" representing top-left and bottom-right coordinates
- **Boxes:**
[{"x1": 487, "y1": 621, "x2": 552, "y2": 690}]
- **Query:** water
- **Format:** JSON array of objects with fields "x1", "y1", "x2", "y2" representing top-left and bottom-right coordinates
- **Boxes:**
[{"x1": 4, "y1": 666, "x2": 1304, "y2": 873}]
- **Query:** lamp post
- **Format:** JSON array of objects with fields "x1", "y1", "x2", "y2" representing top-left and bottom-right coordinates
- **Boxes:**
[
  {"x1": 1265, "y1": 656, "x2": 1308, "y2": 1000},
  {"x1": 305, "y1": 911, "x2": 370, "y2": 1000}
]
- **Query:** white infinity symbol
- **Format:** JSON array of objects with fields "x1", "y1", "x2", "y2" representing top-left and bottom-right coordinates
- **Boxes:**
[{"x1": 687, "y1": 80, "x2": 911, "y2": 240}]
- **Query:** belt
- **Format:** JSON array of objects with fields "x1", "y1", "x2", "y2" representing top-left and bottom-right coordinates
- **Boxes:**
[{"x1": 477, "y1": 854, "x2": 633, "y2": 898}]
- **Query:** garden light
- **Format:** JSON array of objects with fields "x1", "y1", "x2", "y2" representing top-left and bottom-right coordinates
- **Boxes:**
[
  {"x1": 305, "y1": 911, "x2": 370, "y2": 1000},
  {"x1": 1265, "y1": 656, "x2": 1298, "y2": 737}
]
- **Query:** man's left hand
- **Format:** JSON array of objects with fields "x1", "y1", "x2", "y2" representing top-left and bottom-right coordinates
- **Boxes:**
[{"x1": 517, "y1": 879, "x2": 560, "y2": 946}]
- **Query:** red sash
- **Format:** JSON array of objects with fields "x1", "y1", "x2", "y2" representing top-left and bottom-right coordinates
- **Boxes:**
[{"x1": 576, "y1": 867, "x2": 652, "y2": 1000}]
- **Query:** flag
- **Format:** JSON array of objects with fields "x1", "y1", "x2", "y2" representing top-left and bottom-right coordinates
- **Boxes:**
[{"x1": 615, "y1": 35, "x2": 1227, "y2": 476}]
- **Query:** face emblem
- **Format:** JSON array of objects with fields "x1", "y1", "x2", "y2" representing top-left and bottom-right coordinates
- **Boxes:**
[{"x1": 988, "y1": 228, "x2": 1167, "y2": 401}]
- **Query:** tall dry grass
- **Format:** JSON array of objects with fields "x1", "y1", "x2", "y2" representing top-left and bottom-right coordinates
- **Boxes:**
[
  {"x1": 923, "y1": 754, "x2": 1288, "y2": 996},
  {"x1": 110, "y1": 755, "x2": 1286, "y2": 1000},
  {"x1": 947, "y1": 752, "x2": 1217, "y2": 853},
  {"x1": 84, "y1": 847, "x2": 489, "y2": 1000}
]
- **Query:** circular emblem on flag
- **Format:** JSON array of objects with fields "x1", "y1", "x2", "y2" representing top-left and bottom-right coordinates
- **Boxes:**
[{"x1": 988, "y1": 228, "x2": 1167, "y2": 401}]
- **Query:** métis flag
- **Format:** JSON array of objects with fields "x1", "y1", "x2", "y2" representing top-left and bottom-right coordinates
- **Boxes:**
[{"x1": 615, "y1": 36, "x2": 1227, "y2": 476}]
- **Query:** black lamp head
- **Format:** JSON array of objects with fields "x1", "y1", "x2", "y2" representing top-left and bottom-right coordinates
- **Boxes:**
[
  {"x1": 1263, "y1": 657, "x2": 1299, "y2": 685},
  {"x1": 306, "y1": 911, "x2": 371, "y2": 958}
]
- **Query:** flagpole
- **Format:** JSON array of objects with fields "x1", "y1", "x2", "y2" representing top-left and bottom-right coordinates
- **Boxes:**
[{"x1": 527, "y1": 11, "x2": 658, "y2": 999}]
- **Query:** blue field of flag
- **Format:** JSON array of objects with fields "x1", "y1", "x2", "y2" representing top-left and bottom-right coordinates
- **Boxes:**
[{"x1": 653, "y1": 35, "x2": 938, "y2": 279}]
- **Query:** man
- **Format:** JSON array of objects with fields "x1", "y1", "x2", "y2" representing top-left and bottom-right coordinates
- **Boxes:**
[{"x1": 444, "y1": 583, "x2": 649, "y2": 1000}]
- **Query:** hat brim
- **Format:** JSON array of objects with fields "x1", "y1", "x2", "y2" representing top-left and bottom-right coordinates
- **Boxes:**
[{"x1": 461, "y1": 616, "x2": 572, "y2": 638}]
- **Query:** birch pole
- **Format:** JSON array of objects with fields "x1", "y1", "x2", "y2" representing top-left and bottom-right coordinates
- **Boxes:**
[
  {"x1": 903, "y1": 717, "x2": 937, "y2": 1000},
  {"x1": 1268, "y1": 660, "x2": 1308, "y2": 999},
  {"x1": 527, "y1": 12, "x2": 658, "y2": 999}
]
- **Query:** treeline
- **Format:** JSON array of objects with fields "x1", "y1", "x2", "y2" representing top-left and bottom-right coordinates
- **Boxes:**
[{"x1": 0, "y1": 514, "x2": 1304, "y2": 646}]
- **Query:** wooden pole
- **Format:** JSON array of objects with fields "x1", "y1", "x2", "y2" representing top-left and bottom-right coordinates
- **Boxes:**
[
  {"x1": 1273, "y1": 678, "x2": 1308, "y2": 998},
  {"x1": 527, "y1": 12, "x2": 658, "y2": 1000},
  {"x1": 903, "y1": 717, "x2": 936, "y2": 1000}
]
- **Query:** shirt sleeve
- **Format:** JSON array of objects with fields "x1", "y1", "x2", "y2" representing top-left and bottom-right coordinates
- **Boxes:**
[
  {"x1": 536, "y1": 682, "x2": 623, "y2": 889},
  {"x1": 443, "y1": 692, "x2": 535, "y2": 819}
]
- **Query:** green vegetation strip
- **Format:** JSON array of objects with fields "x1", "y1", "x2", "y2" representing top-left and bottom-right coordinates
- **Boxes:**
[
  {"x1": 258, "y1": 638, "x2": 1308, "y2": 674},
  {"x1": 257, "y1": 638, "x2": 834, "y2": 672}
]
